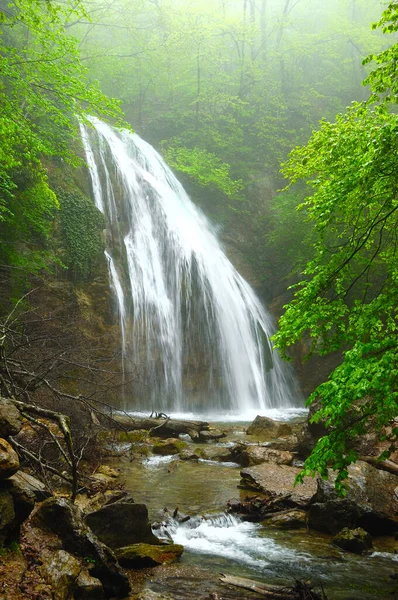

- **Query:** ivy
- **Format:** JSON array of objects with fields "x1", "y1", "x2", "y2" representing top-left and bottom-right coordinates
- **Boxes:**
[{"x1": 57, "y1": 190, "x2": 105, "y2": 281}]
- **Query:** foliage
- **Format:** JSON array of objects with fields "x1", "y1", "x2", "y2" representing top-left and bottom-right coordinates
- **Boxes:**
[
  {"x1": 58, "y1": 189, "x2": 105, "y2": 280},
  {"x1": 273, "y1": 3, "x2": 398, "y2": 488},
  {"x1": 163, "y1": 142, "x2": 244, "y2": 200},
  {"x1": 0, "y1": 0, "x2": 124, "y2": 278}
]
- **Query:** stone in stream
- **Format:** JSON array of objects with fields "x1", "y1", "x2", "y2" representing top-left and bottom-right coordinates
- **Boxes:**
[
  {"x1": 246, "y1": 416, "x2": 293, "y2": 441},
  {"x1": 84, "y1": 501, "x2": 160, "y2": 548},
  {"x1": 152, "y1": 438, "x2": 188, "y2": 456},
  {"x1": 240, "y1": 463, "x2": 318, "y2": 510},
  {"x1": 308, "y1": 460, "x2": 398, "y2": 535},
  {"x1": 332, "y1": 527, "x2": 373, "y2": 554},
  {"x1": 0, "y1": 437, "x2": 19, "y2": 479},
  {"x1": 263, "y1": 509, "x2": 307, "y2": 529},
  {"x1": 115, "y1": 543, "x2": 184, "y2": 568},
  {"x1": 231, "y1": 444, "x2": 294, "y2": 467}
]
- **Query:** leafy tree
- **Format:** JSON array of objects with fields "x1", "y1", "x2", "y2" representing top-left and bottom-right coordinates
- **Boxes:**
[
  {"x1": 273, "y1": 3, "x2": 398, "y2": 492},
  {"x1": 0, "y1": 0, "x2": 124, "y2": 278}
]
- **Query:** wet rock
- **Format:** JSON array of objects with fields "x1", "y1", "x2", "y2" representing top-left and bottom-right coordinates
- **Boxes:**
[
  {"x1": 263, "y1": 509, "x2": 307, "y2": 529},
  {"x1": 332, "y1": 527, "x2": 373, "y2": 554},
  {"x1": 198, "y1": 430, "x2": 226, "y2": 442},
  {"x1": 152, "y1": 438, "x2": 188, "y2": 456},
  {"x1": 0, "y1": 488, "x2": 16, "y2": 544},
  {"x1": 75, "y1": 571, "x2": 105, "y2": 600},
  {"x1": 267, "y1": 436, "x2": 299, "y2": 453},
  {"x1": 308, "y1": 461, "x2": 398, "y2": 535},
  {"x1": 85, "y1": 501, "x2": 160, "y2": 548},
  {"x1": 115, "y1": 543, "x2": 184, "y2": 568},
  {"x1": 0, "y1": 438, "x2": 19, "y2": 479},
  {"x1": 33, "y1": 497, "x2": 130, "y2": 598},
  {"x1": 231, "y1": 444, "x2": 294, "y2": 467},
  {"x1": 0, "y1": 397, "x2": 22, "y2": 438},
  {"x1": 193, "y1": 445, "x2": 234, "y2": 462},
  {"x1": 246, "y1": 416, "x2": 293, "y2": 441},
  {"x1": 40, "y1": 549, "x2": 81, "y2": 600},
  {"x1": 7, "y1": 470, "x2": 51, "y2": 501},
  {"x1": 240, "y1": 463, "x2": 317, "y2": 509},
  {"x1": 308, "y1": 499, "x2": 361, "y2": 535}
]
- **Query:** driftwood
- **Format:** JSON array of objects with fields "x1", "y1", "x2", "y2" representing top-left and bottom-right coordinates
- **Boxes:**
[
  {"x1": 111, "y1": 414, "x2": 210, "y2": 440},
  {"x1": 219, "y1": 575, "x2": 327, "y2": 600},
  {"x1": 360, "y1": 456, "x2": 398, "y2": 476},
  {"x1": 219, "y1": 575, "x2": 296, "y2": 598}
]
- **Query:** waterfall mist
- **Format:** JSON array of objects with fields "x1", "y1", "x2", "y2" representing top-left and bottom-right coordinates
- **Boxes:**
[{"x1": 80, "y1": 117, "x2": 301, "y2": 416}]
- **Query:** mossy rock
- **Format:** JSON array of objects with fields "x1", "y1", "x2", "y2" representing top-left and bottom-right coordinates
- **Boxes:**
[
  {"x1": 152, "y1": 438, "x2": 188, "y2": 456},
  {"x1": 115, "y1": 543, "x2": 184, "y2": 568},
  {"x1": 332, "y1": 527, "x2": 373, "y2": 554}
]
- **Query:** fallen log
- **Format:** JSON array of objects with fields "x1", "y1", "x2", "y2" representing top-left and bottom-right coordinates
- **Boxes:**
[
  {"x1": 110, "y1": 414, "x2": 210, "y2": 439},
  {"x1": 360, "y1": 456, "x2": 398, "y2": 476},
  {"x1": 219, "y1": 574, "x2": 296, "y2": 599},
  {"x1": 219, "y1": 575, "x2": 326, "y2": 600}
]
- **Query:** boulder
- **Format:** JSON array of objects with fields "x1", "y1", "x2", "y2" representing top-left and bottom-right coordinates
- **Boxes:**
[
  {"x1": 240, "y1": 463, "x2": 318, "y2": 509},
  {"x1": 246, "y1": 416, "x2": 293, "y2": 441},
  {"x1": 0, "y1": 438, "x2": 19, "y2": 479},
  {"x1": 192, "y1": 445, "x2": 234, "y2": 462},
  {"x1": 231, "y1": 444, "x2": 294, "y2": 467},
  {"x1": 0, "y1": 488, "x2": 16, "y2": 545},
  {"x1": 332, "y1": 527, "x2": 373, "y2": 554},
  {"x1": 5, "y1": 473, "x2": 36, "y2": 523},
  {"x1": 115, "y1": 543, "x2": 184, "y2": 568},
  {"x1": 75, "y1": 571, "x2": 105, "y2": 600},
  {"x1": 0, "y1": 397, "x2": 22, "y2": 438},
  {"x1": 152, "y1": 438, "x2": 187, "y2": 456},
  {"x1": 308, "y1": 499, "x2": 362, "y2": 535},
  {"x1": 33, "y1": 497, "x2": 130, "y2": 598},
  {"x1": 308, "y1": 461, "x2": 398, "y2": 535},
  {"x1": 40, "y1": 549, "x2": 81, "y2": 600},
  {"x1": 7, "y1": 471, "x2": 51, "y2": 501},
  {"x1": 85, "y1": 502, "x2": 160, "y2": 549},
  {"x1": 198, "y1": 430, "x2": 226, "y2": 442},
  {"x1": 263, "y1": 509, "x2": 307, "y2": 529},
  {"x1": 267, "y1": 436, "x2": 299, "y2": 453}
]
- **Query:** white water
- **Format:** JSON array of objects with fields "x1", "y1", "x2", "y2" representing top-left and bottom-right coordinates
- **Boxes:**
[
  {"x1": 80, "y1": 117, "x2": 301, "y2": 414},
  {"x1": 159, "y1": 512, "x2": 307, "y2": 572}
]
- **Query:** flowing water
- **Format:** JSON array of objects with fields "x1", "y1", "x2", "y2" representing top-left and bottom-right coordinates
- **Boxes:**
[
  {"x1": 80, "y1": 118, "x2": 300, "y2": 415},
  {"x1": 117, "y1": 444, "x2": 398, "y2": 600}
]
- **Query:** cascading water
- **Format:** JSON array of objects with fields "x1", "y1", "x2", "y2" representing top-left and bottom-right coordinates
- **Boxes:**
[{"x1": 80, "y1": 117, "x2": 300, "y2": 415}]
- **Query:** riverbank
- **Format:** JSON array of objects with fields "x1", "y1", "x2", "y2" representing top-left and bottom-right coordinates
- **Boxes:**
[{"x1": 0, "y1": 407, "x2": 397, "y2": 599}]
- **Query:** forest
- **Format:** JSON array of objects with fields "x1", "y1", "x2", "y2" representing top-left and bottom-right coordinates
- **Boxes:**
[{"x1": 0, "y1": 1, "x2": 397, "y2": 599}]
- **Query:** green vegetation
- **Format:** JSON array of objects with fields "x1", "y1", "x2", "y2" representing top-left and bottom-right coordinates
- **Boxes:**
[
  {"x1": 274, "y1": 2, "x2": 398, "y2": 490},
  {"x1": 0, "y1": 0, "x2": 123, "y2": 280},
  {"x1": 58, "y1": 190, "x2": 105, "y2": 280},
  {"x1": 0, "y1": 0, "x2": 396, "y2": 486}
]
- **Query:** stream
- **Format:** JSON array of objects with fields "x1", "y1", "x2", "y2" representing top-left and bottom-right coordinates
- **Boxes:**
[{"x1": 113, "y1": 415, "x2": 398, "y2": 600}]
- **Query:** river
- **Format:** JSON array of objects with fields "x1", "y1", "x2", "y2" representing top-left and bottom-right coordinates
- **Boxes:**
[{"x1": 112, "y1": 417, "x2": 398, "y2": 600}]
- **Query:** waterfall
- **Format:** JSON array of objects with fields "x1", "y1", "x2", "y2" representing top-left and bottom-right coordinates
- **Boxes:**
[{"x1": 80, "y1": 117, "x2": 300, "y2": 416}]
